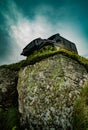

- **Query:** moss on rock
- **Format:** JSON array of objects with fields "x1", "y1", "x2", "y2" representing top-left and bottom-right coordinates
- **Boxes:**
[
  {"x1": 0, "y1": 44, "x2": 88, "y2": 130},
  {"x1": 0, "y1": 45, "x2": 88, "y2": 72},
  {"x1": 17, "y1": 52, "x2": 88, "y2": 129}
]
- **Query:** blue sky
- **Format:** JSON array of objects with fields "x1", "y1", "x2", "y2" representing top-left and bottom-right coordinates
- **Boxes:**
[{"x1": 0, "y1": 0, "x2": 88, "y2": 65}]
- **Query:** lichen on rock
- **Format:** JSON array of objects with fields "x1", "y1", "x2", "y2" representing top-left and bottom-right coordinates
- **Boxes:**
[
  {"x1": 0, "y1": 42, "x2": 88, "y2": 130},
  {"x1": 17, "y1": 54, "x2": 88, "y2": 130}
]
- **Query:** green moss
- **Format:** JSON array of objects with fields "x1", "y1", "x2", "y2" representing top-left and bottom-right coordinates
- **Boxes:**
[
  {"x1": 73, "y1": 84, "x2": 88, "y2": 130},
  {"x1": 0, "y1": 46, "x2": 88, "y2": 71},
  {"x1": 0, "y1": 45, "x2": 57, "y2": 71},
  {"x1": 0, "y1": 107, "x2": 20, "y2": 130},
  {"x1": 59, "y1": 49, "x2": 88, "y2": 72}
]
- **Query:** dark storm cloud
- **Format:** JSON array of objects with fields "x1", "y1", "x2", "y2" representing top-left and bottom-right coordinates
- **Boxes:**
[
  {"x1": 0, "y1": 0, "x2": 24, "y2": 64},
  {"x1": 0, "y1": 0, "x2": 88, "y2": 65},
  {"x1": 14, "y1": 0, "x2": 88, "y2": 42},
  {"x1": 0, "y1": 31, "x2": 9, "y2": 57},
  {"x1": 14, "y1": 0, "x2": 88, "y2": 22},
  {"x1": 0, "y1": 1, "x2": 12, "y2": 61}
]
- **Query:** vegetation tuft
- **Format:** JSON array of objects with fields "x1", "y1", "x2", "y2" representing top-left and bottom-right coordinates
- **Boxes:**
[
  {"x1": 0, "y1": 45, "x2": 88, "y2": 72},
  {"x1": 0, "y1": 107, "x2": 20, "y2": 130},
  {"x1": 73, "y1": 83, "x2": 88, "y2": 130}
]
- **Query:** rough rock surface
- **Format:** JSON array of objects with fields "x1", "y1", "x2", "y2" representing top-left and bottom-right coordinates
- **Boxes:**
[
  {"x1": 17, "y1": 54, "x2": 88, "y2": 130},
  {"x1": 0, "y1": 68, "x2": 18, "y2": 110}
]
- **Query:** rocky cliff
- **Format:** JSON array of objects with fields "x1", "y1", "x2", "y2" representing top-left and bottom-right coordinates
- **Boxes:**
[{"x1": 0, "y1": 46, "x2": 88, "y2": 130}]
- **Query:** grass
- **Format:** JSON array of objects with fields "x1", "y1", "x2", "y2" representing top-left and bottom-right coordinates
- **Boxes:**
[
  {"x1": 0, "y1": 45, "x2": 88, "y2": 72},
  {"x1": 73, "y1": 83, "x2": 88, "y2": 130},
  {"x1": 0, "y1": 107, "x2": 20, "y2": 130}
]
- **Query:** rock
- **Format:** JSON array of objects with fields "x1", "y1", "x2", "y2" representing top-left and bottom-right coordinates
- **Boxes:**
[
  {"x1": 0, "y1": 35, "x2": 88, "y2": 130},
  {"x1": 17, "y1": 54, "x2": 88, "y2": 130},
  {"x1": 0, "y1": 68, "x2": 19, "y2": 130},
  {"x1": 0, "y1": 68, "x2": 18, "y2": 110}
]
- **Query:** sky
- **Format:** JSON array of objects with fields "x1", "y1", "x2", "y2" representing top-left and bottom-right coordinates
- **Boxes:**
[{"x1": 0, "y1": 0, "x2": 88, "y2": 65}]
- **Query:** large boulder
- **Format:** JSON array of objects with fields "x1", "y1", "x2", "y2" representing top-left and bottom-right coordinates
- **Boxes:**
[{"x1": 17, "y1": 53, "x2": 88, "y2": 130}]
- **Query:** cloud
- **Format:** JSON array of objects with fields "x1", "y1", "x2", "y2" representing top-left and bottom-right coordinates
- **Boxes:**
[
  {"x1": 0, "y1": 0, "x2": 88, "y2": 65},
  {"x1": 0, "y1": 0, "x2": 57, "y2": 65}
]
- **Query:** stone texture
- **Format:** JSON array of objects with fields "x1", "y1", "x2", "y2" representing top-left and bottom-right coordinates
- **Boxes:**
[
  {"x1": 0, "y1": 68, "x2": 18, "y2": 110},
  {"x1": 17, "y1": 54, "x2": 88, "y2": 130}
]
